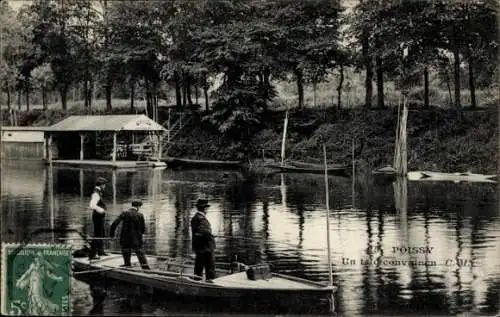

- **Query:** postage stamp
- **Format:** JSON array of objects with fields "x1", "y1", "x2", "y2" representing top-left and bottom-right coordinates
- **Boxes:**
[{"x1": 1, "y1": 243, "x2": 72, "y2": 316}]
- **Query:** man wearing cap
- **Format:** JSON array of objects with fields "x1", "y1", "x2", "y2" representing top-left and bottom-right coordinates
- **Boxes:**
[
  {"x1": 190, "y1": 199, "x2": 216, "y2": 281},
  {"x1": 89, "y1": 177, "x2": 109, "y2": 258},
  {"x1": 110, "y1": 200, "x2": 150, "y2": 270}
]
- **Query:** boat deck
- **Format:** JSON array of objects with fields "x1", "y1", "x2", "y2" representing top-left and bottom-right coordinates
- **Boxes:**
[
  {"x1": 50, "y1": 159, "x2": 166, "y2": 169},
  {"x1": 76, "y1": 254, "x2": 332, "y2": 291},
  {"x1": 214, "y1": 272, "x2": 319, "y2": 289}
]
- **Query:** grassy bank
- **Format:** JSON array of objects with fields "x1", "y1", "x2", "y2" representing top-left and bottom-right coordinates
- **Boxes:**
[
  {"x1": 2, "y1": 104, "x2": 497, "y2": 174},
  {"x1": 168, "y1": 106, "x2": 498, "y2": 174}
]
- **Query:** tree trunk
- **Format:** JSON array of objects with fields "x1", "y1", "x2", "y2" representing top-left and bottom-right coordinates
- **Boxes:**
[
  {"x1": 362, "y1": 29, "x2": 373, "y2": 108},
  {"x1": 84, "y1": 77, "x2": 89, "y2": 108},
  {"x1": 263, "y1": 67, "x2": 270, "y2": 111},
  {"x1": 17, "y1": 90, "x2": 21, "y2": 110},
  {"x1": 445, "y1": 71, "x2": 452, "y2": 106},
  {"x1": 186, "y1": 75, "x2": 193, "y2": 106},
  {"x1": 174, "y1": 71, "x2": 182, "y2": 107},
  {"x1": 424, "y1": 67, "x2": 429, "y2": 108},
  {"x1": 25, "y1": 84, "x2": 30, "y2": 111},
  {"x1": 130, "y1": 79, "x2": 135, "y2": 111},
  {"x1": 105, "y1": 81, "x2": 112, "y2": 111},
  {"x1": 60, "y1": 86, "x2": 68, "y2": 110},
  {"x1": 182, "y1": 79, "x2": 187, "y2": 107},
  {"x1": 7, "y1": 87, "x2": 11, "y2": 110},
  {"x1": 337, "y1": 64, "x2": 344, "y2": 110},
  {"x1": 468, "y1": 55, "x2": 476, "y2": 108},
  {"x1": 453, "y1": 47, "x2": 461, "y2": 112},
  {"x1": 203, "y1": 73, "x2": 209, "y2": 112},
  {"x1": 195, "y1": 84, "x2": 199, "y2": 105},
  {"x1": 145, "y1": 78, "x2": 153, "y2": 118},
  {"x1": 42, "y1": 90, "x2": 47, "y2": 111},
  {"x1": 87, "y1": 78, "x2": 93, "y2": 109},
  {"x1": 295, "y1": 69, "x2": 304, "y2": 109},
  {"x1": 376, "y1": 56, "x2": 384, "y2": 108}
]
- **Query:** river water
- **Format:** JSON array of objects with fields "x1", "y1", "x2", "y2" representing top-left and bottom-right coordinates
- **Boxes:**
[{"x1": 1, "y1": 161, "x2": 499, "y2": 316}]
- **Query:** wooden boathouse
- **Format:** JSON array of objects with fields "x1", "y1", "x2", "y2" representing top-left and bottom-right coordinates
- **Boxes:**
[
  {"x1": 44, "y1": 114, "x2": 167, "y2": 168},
  {"x1": 1, "y1": 126, "x2": 48, "y2": 160}
]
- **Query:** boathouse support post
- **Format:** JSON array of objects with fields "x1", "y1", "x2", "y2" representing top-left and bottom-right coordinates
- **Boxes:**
[
  {"x1": 157, "y1": 132, "x2": 163, "y2": 161},
  {"x1": 79, "y1": 133, "x2": 84, "y2": 160},
  {"x1": 112, "y1": 131, "x2": 117, "y2": 162},
  {"x1": 48, "y1": 133, "x2": 53, "y2": 166},
  {"x1": 43, "y1": 134, "x2": 48, "y2": 160},
  {"x1": 112, "y1": 169, "x2": 116, "y2": 206}
]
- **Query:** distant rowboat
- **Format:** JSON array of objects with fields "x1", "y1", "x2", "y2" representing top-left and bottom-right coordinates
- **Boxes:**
[
  {"x1": 73, "y1": 253, "x2": 337, "y2": 312},
  {"x1": 407, "y1": 171, "x2": 497, "y2": 183},
  {"x1": 158, "y1": 157, "x2": 243, "y2": 169},
  {"x1": 265, "y1": 161, "x2": 347, "y2": 175}
]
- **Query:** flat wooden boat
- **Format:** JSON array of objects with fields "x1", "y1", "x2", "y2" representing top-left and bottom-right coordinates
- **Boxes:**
[
  {"x1": 287, "y1": 160, "x2": 346, "y2": 169},
  {"x1": 158, "y1": 157, "x2": 243, "y2": 169},
  {"x1": 265, "y1": 163, "x2": 347, "y2": 175},
  {"x1": 73, "y1": 253, "x2": 336, "y2": 310},
  {"x1": 407, "y1": 171, "x2": 497, "y2": 183}
]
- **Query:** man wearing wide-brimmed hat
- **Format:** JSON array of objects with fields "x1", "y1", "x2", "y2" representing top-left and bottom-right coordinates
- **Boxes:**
[
  {"x1": 190, "y1": 199, "x2": 216, "y2": 281},
  {"x1": 88, "y1": 176, "x2": 109, "y2": 259},
  {"x1": 110, "y1": 200, "x2": 150, "y2": 269}
]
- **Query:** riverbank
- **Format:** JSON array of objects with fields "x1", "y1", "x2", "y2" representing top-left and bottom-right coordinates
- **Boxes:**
[
  {"x1": 2, "y1": 105, "x2": 497, "y2": 174},
  {"x1": 167, "y1": 106, "x2": 498, "y2": 174}
]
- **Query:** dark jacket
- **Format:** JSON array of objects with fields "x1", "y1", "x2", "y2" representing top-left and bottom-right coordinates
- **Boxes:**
[
  {"x1": 191, "y1": 212, "x2": 215, "y2": 253},
  {"x1": 110, "y1": 207, "x2": 146, "y2": 248}
]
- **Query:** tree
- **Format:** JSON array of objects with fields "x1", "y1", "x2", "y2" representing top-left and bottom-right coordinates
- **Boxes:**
[
  {"x1": 0, "y1": 1, "x2": 23, "y2": 109},
  {"x1": 68, "y1": 0, "x2": 100, "y2": 109},
  {"x1": 31, "y1": 63, "x2": 55, "y2": 110},
  {"x1": 266, "y1": 0, "x2": 343, "y2": 109}
]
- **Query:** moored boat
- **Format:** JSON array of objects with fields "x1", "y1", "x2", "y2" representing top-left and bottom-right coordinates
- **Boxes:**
[
  {"x1": 157, "y1": 157, "x2": 243, "y2": 169},
  {"x1": 407, "y1": 171, "x2": 497, "y2": 183},
  {"x1": 265, "y1": 162, "x2": 347, "y2": 175},
  {"x1": 72, "y1": 253, "x2": 337, "y2": 312}
]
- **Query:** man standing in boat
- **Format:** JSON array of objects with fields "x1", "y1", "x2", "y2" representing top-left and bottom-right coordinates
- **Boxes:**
[
  {"x1": 110, "y1": 200, "x2": 151, "y2": 270},
  {"x1": 191, "y1": 199, "x2": 216, "y2": 281},
  {"x1": 89, "y1": 177, "x2": 109, "y2": 259}
]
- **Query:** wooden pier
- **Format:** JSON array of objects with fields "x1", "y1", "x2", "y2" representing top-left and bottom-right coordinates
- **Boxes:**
[{"x1": 50, "y1": 159, "x2": 166, "y2": 169}]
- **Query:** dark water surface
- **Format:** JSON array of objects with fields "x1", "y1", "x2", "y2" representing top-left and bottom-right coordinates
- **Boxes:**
[{"x1": 2, "y1": 161, "x2": 499, "y2": 316}]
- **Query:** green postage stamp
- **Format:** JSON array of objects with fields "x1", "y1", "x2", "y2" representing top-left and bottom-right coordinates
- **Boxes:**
[{"x1": 1, "y1": 243, "x2": 72, "y2": 316}]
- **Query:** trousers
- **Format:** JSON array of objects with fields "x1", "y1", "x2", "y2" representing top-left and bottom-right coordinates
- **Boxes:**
[
  {"x1": 122, "y1": 247, "x2": 150, "y2": 270},
  {"x1": 194, "y1": 251, "x2": 215, "y2": 280},
  {"x1": 90, "y1": 212, "x2": 105, "y2": 256}
]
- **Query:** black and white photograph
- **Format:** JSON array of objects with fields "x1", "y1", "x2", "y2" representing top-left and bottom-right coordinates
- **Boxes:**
[{"x1": 1, "y1": 0, "x2": 499, "y2": 316}]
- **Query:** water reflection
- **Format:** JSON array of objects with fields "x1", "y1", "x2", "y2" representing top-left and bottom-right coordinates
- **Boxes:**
[{"x1": 1, "y1": 161, "x2": 499, "y2": 316}]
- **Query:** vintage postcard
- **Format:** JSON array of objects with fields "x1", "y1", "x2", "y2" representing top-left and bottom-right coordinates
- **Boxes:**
[{"x1": 1, "y1": 0, "x2": 498, "y2": 316}]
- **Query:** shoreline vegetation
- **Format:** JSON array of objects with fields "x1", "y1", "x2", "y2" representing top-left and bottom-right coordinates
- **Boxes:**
[
  {"x1": 2, "y1": 101, "x2": 497, "y2": 175},
  {"x1": 1, "y1": 1, "x2": 497, "y2": 175}
]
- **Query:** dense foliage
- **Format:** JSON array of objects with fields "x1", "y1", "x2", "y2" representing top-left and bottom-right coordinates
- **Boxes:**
[{"x1": 0, "y1": 0, "x2": 498, "y2": 150}]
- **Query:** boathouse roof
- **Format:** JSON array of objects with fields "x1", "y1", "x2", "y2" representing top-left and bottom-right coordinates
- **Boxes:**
[{"x1": 46, "y1": 115, "x2": 167, "y2": 132}]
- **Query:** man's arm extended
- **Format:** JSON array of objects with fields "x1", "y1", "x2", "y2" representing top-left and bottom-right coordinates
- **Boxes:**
[{"x1": 89, "y1": 192, "x2": 105, "y2": 213}]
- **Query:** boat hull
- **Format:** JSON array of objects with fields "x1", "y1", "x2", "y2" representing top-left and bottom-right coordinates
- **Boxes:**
[{"x1": 73, "y1": 255, "x2": 336, "y2": 311}]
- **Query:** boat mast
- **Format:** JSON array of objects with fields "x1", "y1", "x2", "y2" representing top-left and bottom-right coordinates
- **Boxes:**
[
  {"x1": 323, "y1": 143, "x2": 333, "y2": 286},
  {"x1": 280, "y1": 110, "x2": 289, "y2": 167}
]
